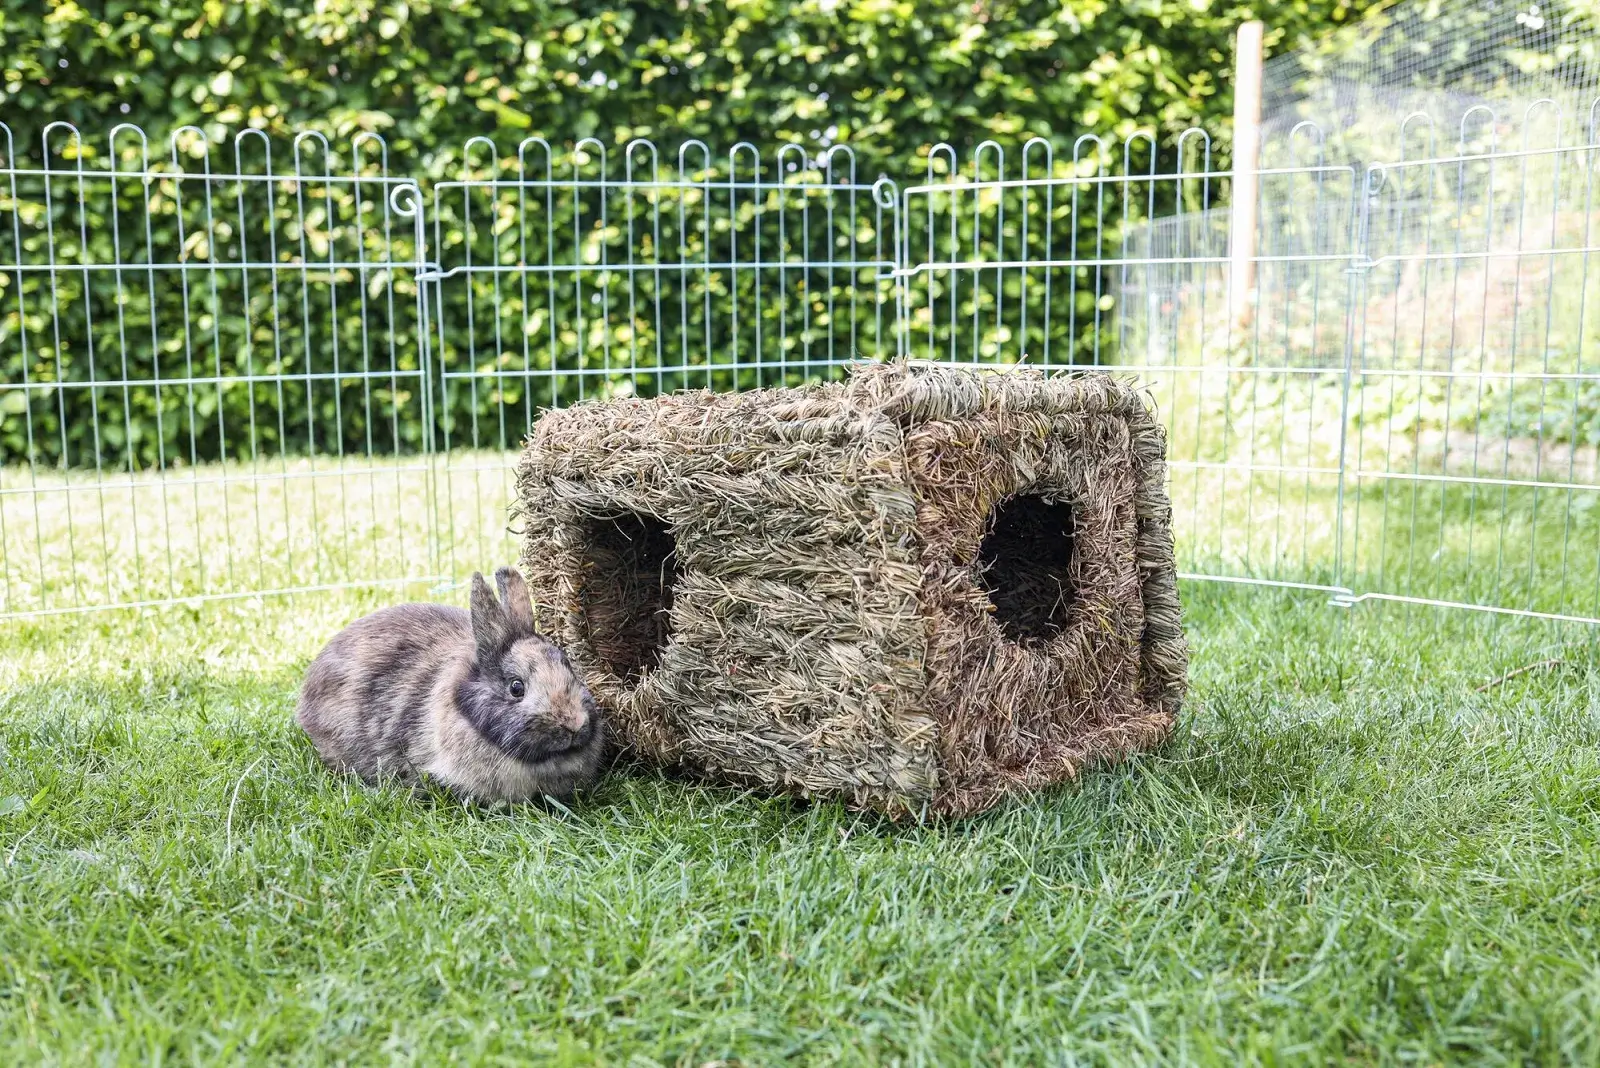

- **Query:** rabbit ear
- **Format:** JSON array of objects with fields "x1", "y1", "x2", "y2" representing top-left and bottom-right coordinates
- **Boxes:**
[
  {"x1": 469, "y1": 571, "x2": 509, "y2": 665},
  {"x1": 494, "y1": 566, "x2": 536, "y2": 632}
]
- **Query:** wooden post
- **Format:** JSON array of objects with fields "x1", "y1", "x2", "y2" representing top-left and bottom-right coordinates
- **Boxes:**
[{"x1": 1229, "y1": 20, "x2": 1264, "y2": 328}]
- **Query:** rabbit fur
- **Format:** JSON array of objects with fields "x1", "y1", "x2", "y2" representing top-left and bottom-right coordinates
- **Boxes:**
[{"x1": 296, "y1": 567, "x2": 604, "y2": 803}]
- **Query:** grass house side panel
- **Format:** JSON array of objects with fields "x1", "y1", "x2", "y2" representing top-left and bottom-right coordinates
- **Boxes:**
[
  {"x1": 515, "y1": 385, "x2": 942, "y2": 815},
  {"x1": 853, "y1": 367, "x2": 1188, "y2": 815}
]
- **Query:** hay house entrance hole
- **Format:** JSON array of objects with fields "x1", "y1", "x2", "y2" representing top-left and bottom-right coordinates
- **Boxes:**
[
  {"x1": 976, "y1": 494, "x2": 1076, "y2": 644},
  {"x1": 578, "y1": 512, "x2": 679, "y2": 682}
]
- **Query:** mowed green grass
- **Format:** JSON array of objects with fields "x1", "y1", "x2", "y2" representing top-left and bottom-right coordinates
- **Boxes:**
[{"x1": 2, "y1": 582, "x2": 1599, "y2": 1065}]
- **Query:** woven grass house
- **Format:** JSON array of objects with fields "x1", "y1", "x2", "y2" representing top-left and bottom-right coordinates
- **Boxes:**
[{"x1": 514, "y1": 362, "x2": 1187, "y2": 818}]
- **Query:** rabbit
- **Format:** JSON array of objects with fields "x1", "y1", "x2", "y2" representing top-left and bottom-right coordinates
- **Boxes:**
[{"x1": 295, "y1": 566, "x2": 604, "y2": 804}]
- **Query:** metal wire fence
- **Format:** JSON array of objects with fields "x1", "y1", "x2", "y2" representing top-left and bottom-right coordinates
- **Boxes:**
[
  {"x1": 1258, "y1": 0, "x2": 1600, "y2": 168},
  {"x1": 3, "y1": 101, "x2": 1599, "y2": 631}
]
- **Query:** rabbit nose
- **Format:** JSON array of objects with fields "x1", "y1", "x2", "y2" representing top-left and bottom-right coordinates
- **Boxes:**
[{"x1": 557, "y1": 691, "x2": 589, "y2": 733}]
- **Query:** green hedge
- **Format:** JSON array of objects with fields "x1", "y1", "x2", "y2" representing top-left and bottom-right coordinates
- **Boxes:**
[{"x1": 1, "y1": 0, "x2": 1369, "y2": 469}]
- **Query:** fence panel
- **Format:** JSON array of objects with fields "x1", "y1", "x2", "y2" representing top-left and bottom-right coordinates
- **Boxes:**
[
  {"x1": 420, "y1": 139, "x2": 901, "y2": 579},
  {"x1": 1336, "y1": 106, "x2": 1600, "y2": 623},
  {"x1": 0, "y1": 124, "x2": 433, "y2": 616},
  {"x1": 902, "y1": 134, "x2": 1362, "y2": 596}
]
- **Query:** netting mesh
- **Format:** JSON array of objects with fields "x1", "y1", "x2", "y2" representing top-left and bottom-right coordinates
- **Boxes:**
[{"x1": 1262, "y1": 0, "x2": 1600, "y2": 162}]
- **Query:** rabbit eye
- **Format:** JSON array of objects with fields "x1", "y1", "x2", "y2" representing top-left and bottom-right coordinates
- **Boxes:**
[{"x1": 508, "y1": 678, "x2": 526, "y2": 699}]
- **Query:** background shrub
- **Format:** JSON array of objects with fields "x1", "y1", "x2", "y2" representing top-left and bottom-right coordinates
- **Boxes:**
[{"x1": 0, "y1": 0, "x2": 1369, "y2": 468}]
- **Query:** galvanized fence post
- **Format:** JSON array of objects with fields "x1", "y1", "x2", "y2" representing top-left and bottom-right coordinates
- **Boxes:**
[{"x1": 1332, "y1": 165, "x2": 1380, "y2": 600}]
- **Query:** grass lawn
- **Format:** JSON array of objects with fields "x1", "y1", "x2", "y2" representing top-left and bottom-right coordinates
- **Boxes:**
[{"x1": 2, "y1": 577, "x2": 1599, "y2": 1065}]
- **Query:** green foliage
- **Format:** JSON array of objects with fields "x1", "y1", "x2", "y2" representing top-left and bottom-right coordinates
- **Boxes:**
[
  {"x1": 0, "y1": 0, "x2": 1373, "y2": 468},
  {"x1": 4, "y1": 0, "x2": 1370, "y2": 168}
]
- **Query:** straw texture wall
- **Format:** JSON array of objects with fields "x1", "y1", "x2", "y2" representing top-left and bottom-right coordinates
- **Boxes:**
[{"x1": 514, "y1": 362, "x2": 1187, "y2": 817}]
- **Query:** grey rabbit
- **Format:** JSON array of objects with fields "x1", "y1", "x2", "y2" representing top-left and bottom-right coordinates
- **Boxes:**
[{"x1": 296, "y1": 566, "x2": 604, "y2": 803}]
